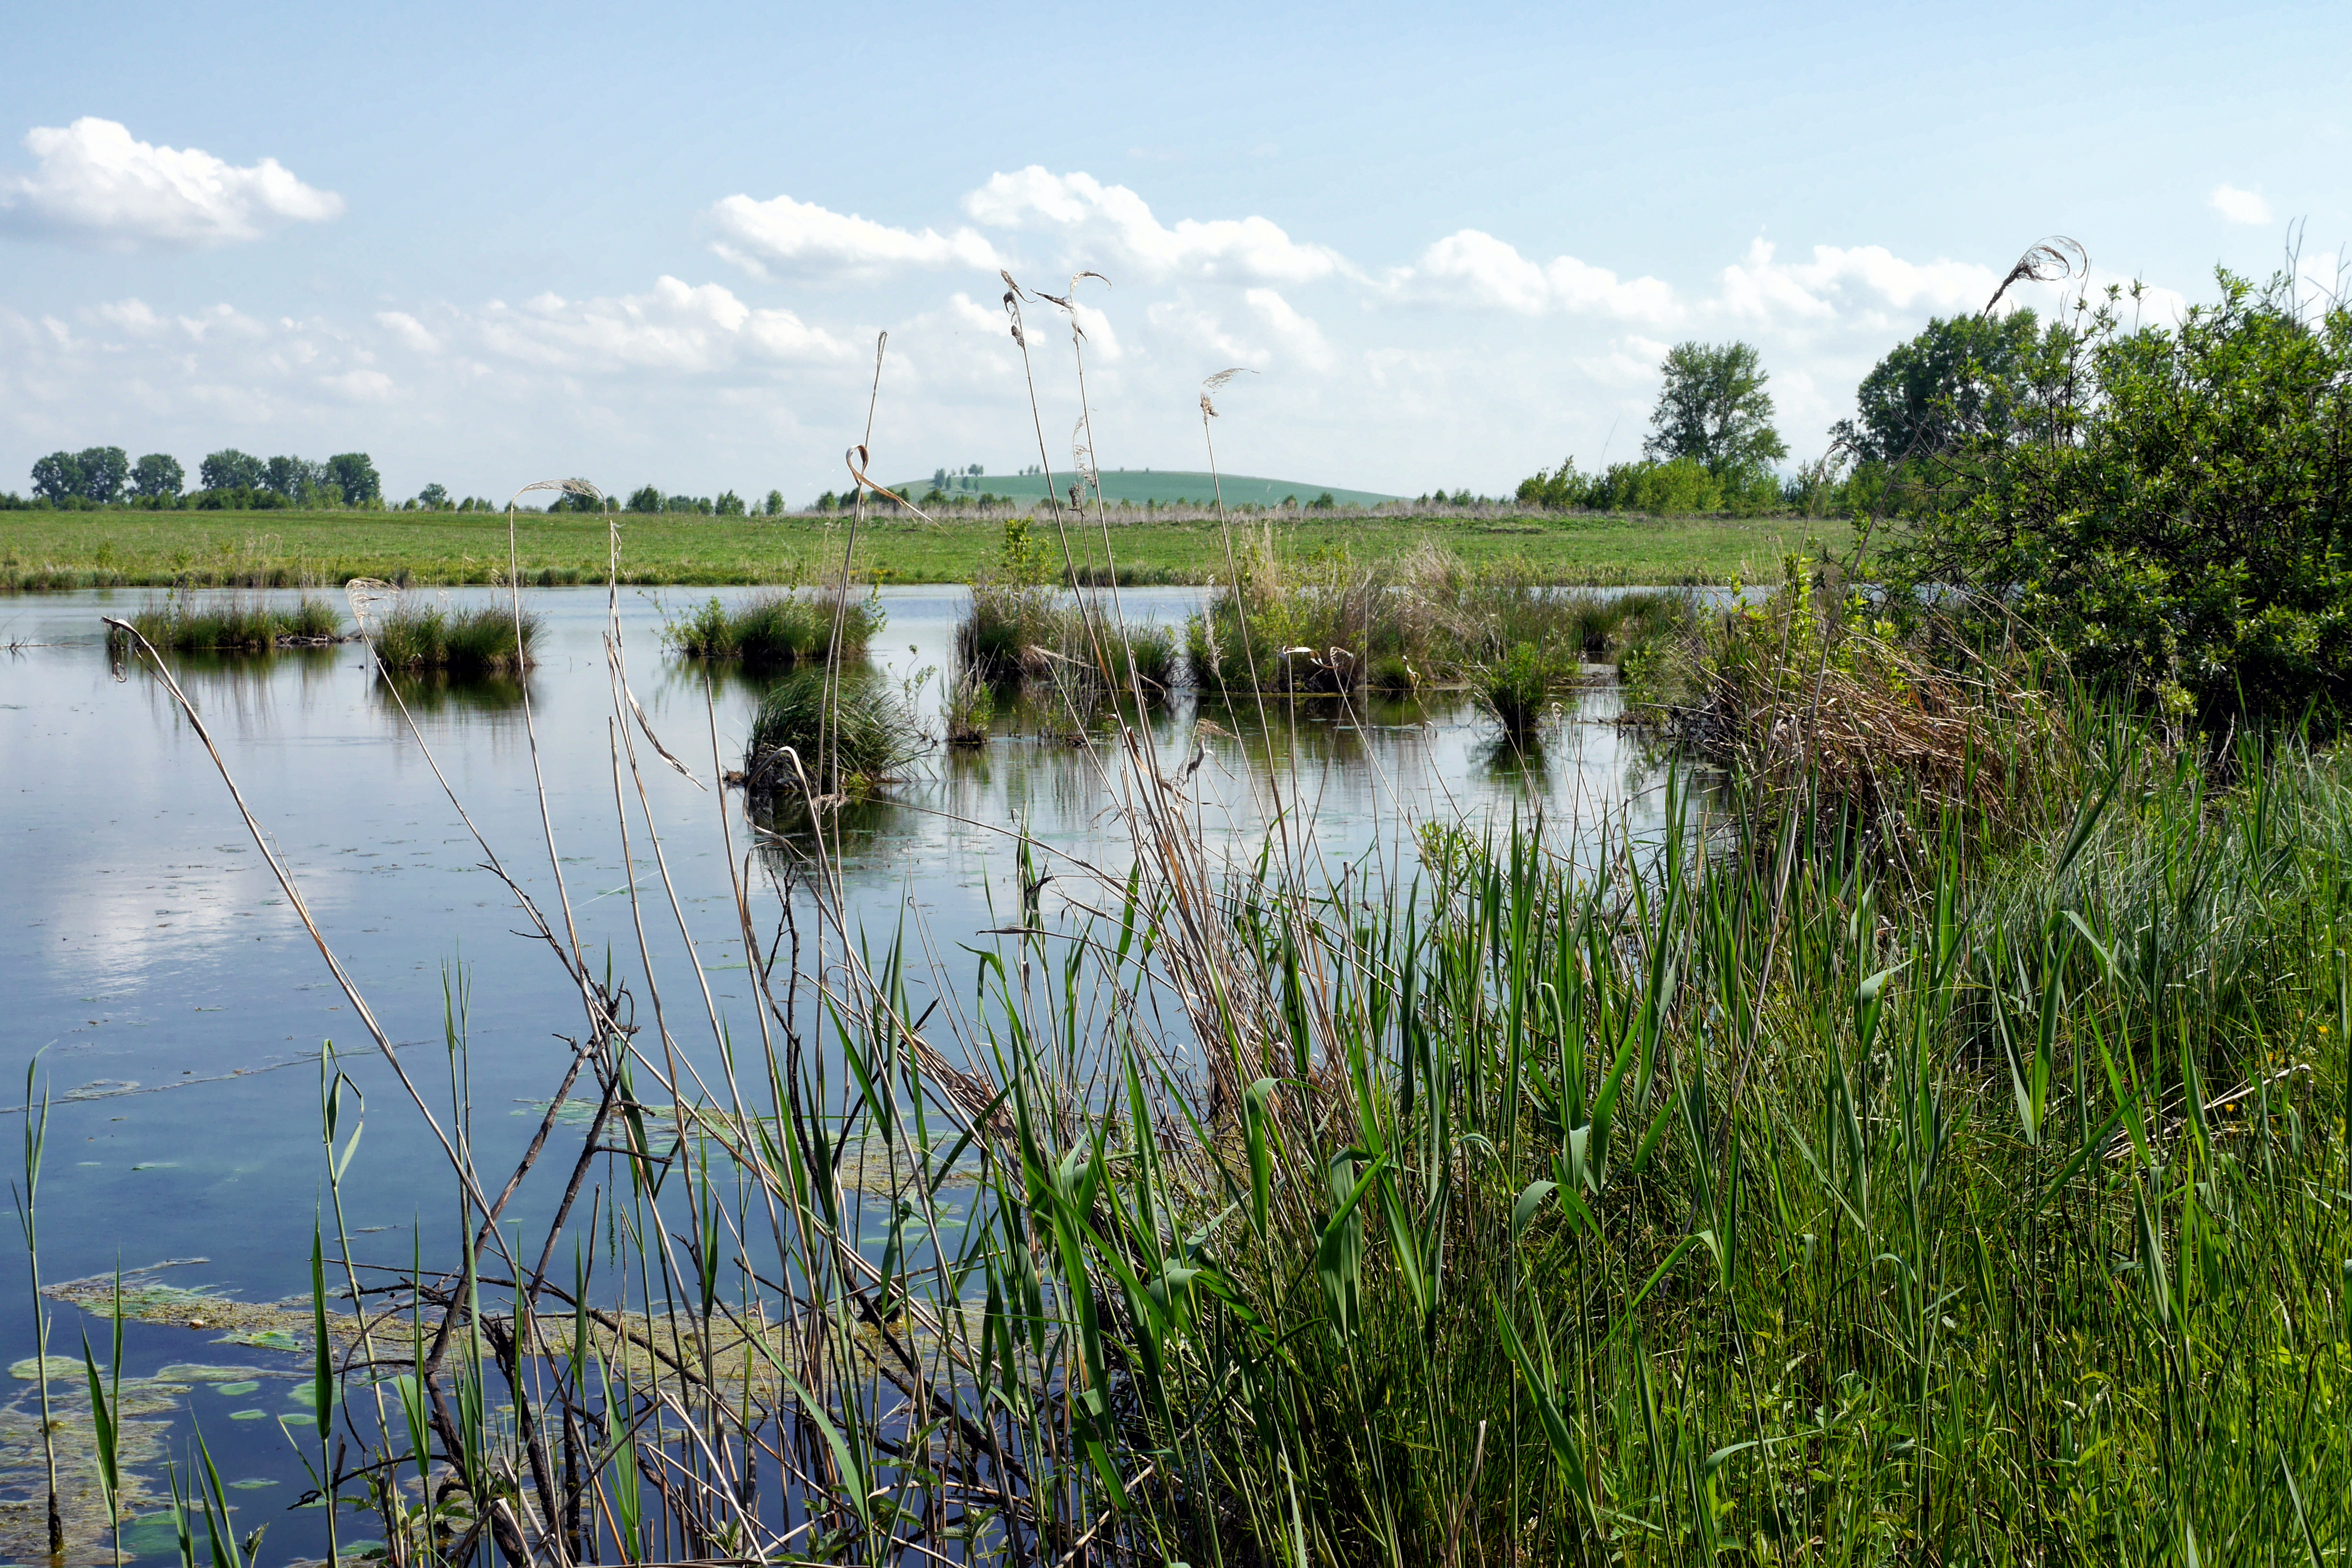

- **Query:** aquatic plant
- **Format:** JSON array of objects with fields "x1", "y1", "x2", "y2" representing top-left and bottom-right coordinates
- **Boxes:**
[
  {"x1": 372, "y1": 602, "x2": 537, "y2": 673},
  {"x1": 665, "y1": 587, "x2": 881, "y2": 665},
  {"x1": 744, "y1": 667, "x2": 927, "y2": 797},
  {"x1": 127, "y1": 594, "x2": 342, "y2": 650}
]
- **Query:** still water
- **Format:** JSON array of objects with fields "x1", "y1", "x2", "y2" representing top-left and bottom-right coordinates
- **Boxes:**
[{"x1": 0, "y1": 584, "x2": 1680, "y2": 1555}]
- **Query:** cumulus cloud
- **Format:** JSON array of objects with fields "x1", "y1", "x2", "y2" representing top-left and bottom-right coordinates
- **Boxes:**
[
  {"x1": 2209, "y1": 183, "x2": 2272, "y2": 226},
  {"x1": 707, "y1": 192, "x2": 1000, "y2": 280},
  {"x1": 965, "y1": 167, "x2": 1344, "y2": 285},
  {"x1": 1714, "y1": 239, "x2": 1994, "y2": 328},
  {"x1": 480, "y1": 276, "x2": 851, "y2": 373},
  {"x1": 375, "y1": 311, "x2": 442, "y2": 354},
  {"x1": 1392, "y1": 230, "x2": 1679, "y2": 321},
  {"x1": 0, "y1": 118, "x2": 342, "y2": 250}
]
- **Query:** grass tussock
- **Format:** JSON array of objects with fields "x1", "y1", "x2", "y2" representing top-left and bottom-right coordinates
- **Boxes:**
[
  {"x1": 127, "y1": 594, "x2": 342, "y2": 650},
  {"x1": 372, "y1": 602, "x2": 538, "y2": 673},
  {"x1": 1185, "y1": 534, "x2": 1693, "y2": 705},
  {"x1": 667, "y1": 587, "x2": 883, "y2": 665},
  {"x1": 744, "y1": 668, "x2": 928, "y2": 799}
]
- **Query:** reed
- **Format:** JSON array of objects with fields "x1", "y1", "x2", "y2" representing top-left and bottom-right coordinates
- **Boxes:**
[
  {"x1": 126, "y1": 593, "x2": 342, "y2": 650},
  {"x1": 743, "y1": 667, "x2": 927, "y2": 797},
  {"x1": 70, "y1": 282, "x2": 2352, "y2": 1568},
  {"x1": 373, "y1": 602, "x2": 537, "y2": 673},
  {"x1": 665, "y1": 587, "x2": 883, "y2": 665}
]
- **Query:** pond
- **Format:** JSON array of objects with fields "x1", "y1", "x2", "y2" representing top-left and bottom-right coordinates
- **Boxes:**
[{"x1": 0, "y1": 583, "x2": 1688, "y2": 1561}]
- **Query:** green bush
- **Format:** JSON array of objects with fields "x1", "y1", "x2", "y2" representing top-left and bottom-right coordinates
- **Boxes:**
[
  {"x1": 374, "y1": 603, "x2": 537, "y2": 673},
  {"x1": 1892, "y1": 270, "x2": 2352, "y2": 727},
  {"x1": 668, "y1": 589, "x2": 882, "y2": 665}
]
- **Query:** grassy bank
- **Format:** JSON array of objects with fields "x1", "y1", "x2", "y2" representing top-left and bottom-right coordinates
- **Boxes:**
[{"x1": 0, "y1": 506, "x2": 1851, "y2": 591}]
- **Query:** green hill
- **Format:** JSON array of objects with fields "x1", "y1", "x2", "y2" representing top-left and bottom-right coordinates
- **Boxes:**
[{"x1": 888, "y1": 469, "x2": 1398, "y2": 509}]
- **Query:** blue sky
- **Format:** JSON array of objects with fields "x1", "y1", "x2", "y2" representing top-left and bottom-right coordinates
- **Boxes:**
[{"x1": 3, "y1": 0, "x2": 2343, "y2": 503}]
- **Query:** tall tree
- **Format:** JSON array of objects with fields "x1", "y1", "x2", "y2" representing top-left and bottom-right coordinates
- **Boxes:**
[
  {"x1": 625, "y1": 484, "x2": 663, "y2": 513},
  {"x1": 74, "y1": 447, "x2": 129, "y2": 504},
  {"x1": 415, "y1": 483, "x2": 449, "y2": 508},
  {"x1": 324, "y1": 453, "x2": 381, "y2": 506},
  {"x1": 264, "y1": 454, "x2": 325, "y2": 500},
  {"x1": 1836, "y1": 311, "x2": 2045, "y2": 461},
  {"x1": 29, "y1": 453, "x2": 83, "y2": 502},
  {"x1": 1642, "y1": 341, "x2": 1786, "y2": 473},
  {"x1": 200, "y1": 449, "x2": 267, "y2": 492},
  {"x1": 130, "y1": 453, "x2": 184, "y2": 500}
]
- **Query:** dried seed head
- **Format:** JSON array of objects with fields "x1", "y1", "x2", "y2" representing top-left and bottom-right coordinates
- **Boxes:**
[{"x1": 1984, "y1": 236, "x2": 2086, "y2": 314}]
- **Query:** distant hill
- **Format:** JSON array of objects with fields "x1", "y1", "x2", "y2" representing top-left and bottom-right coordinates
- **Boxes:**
[{"x1": 886, "y1": 469, "x2": 1399, "y2": 509}]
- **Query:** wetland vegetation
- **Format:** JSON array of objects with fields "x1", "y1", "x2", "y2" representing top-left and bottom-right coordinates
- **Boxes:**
[{"x1": 16, "y1": 254, "x2": 2352, "y2": 1565}]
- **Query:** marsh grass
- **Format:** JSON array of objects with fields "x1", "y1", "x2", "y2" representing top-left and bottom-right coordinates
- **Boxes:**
[
  {"x1": 1185, "y1": 537, "x2": 1694, "y2": 698},
  {"x1": 373, "y1": 602, "x2": 537, "y2": 673},
  {"x1": 69, "y1": 292, "x2": 2352, "y2": 1568},
  {"x1": 127, "y1": 594, "x2": 342, "y2": 651},
  {"x1": 665, "y1": 587, "x2": 883, "y2": 665},
  {"x1": 743, "y1": 667, "x2": 928, "y2": 797}
]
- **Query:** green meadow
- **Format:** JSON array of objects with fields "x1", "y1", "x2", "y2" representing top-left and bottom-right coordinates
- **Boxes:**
[{"x1": 0, "y1": 505, "x2": 1852, "y2": 590}]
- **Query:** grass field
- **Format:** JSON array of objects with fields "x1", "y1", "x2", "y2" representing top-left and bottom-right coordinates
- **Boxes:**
[
  {"x1": 887, "y1": 468, "x2": 1401, "y2": 508},
  {"x1": 0, "y1": 506, "x2": 1854, "y2": 590}
]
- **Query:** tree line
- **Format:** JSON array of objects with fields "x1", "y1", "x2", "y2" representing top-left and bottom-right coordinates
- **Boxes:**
[{"x1": 9, "y1": 447, "x2": 384, "y2": 510}]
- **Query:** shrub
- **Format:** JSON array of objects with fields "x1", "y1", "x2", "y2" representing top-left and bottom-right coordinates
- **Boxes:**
[
  {"x1": 130, "y1": 594, "x2": 343, "y2": 650},
  {"x1": 1892, "y1": 269, "x2": 2352, "y2": 728}
]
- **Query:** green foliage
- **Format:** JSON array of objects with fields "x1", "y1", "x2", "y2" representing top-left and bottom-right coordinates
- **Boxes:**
[
  {"x1": 415, "y1": 483, "x2": 448, "y2": 508},
  {"x1": 715, "y1": 489, "x2": 745, "y2": 517},
  {"x1": 130, "y1": 454, "x2": 185, "y2": 501},
  {"x1": 1643, "y1": 339, "x2": 1787, "y2": 472},
  {"x1": 625, "y1": 484, "x2": 663, "y2": 513},
  {"x1": 200, "y1": 450, "x2": 267, "y2": 493},
  {"x1": 1517, "y1": 455, "x2": 1785, "y2": 516},
  {"x1": 324, "y1": 453, "x2": 381, "y2": 507},
  {"x1": 1836, "y1": 309, "x2": 2047, "y2": 461},
  {"x1": 1892, "y1": 271, "x2": 2352, "y2": 725},
  {"x1": 29, "y1": 452, "x2": 81, "y2": 503},
  {"x1": 1477, "y1": 640, "x2": 1553, "y2": 736},
  {"x1": 74, "y1": 447, "x2": 129, "y2": 504}
]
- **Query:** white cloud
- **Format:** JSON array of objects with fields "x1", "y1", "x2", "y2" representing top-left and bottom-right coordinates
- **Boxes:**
[
  {"x1": 707, "y1": 192, "x2": 999, "y2": 280},
  {"x1": 0, "y1": 118, "x2": 342, "y2": 250},
  {"x1": 1244, "y1": 288, "x2": 1332, "y2": 370},
  {"x1": 95, "y1": 298, "x2": 167, "y2": 334},
  {"x1": 481, "y1": 277, "x2": 851, "y2": 373},
  {"x1": 1714, "y1": 239, "x2": 1994, "y2": 328},
  {"x1": 375, "y1": 311, "x2": 441, "y2": 354},
  {"x1": 1394, "y1": 230, "x2": 1680, "y2": 322},
  {"x1": 965, "y1": 167, "x2": 1344, "y2": 286},
  {"x1": 2209, "y1": 183, "x2": 2272, "y2": 225}
]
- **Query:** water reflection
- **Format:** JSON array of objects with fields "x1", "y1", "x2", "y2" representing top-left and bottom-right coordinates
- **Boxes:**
[{"x1": 370, "y1": 669, "x2": 532, "y2": 720}]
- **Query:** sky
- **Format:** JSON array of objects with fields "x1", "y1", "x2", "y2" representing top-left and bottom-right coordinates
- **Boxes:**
[{"x1": 2, "y1": 0, "x2": 2345, "y2": 505}]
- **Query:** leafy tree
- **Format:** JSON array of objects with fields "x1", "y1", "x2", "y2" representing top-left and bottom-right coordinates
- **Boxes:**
[
  {"x1": 30, "y1": 452, "x2": 82, "y2": 502},
  {"x1": 1835, "y1": 311, "x2": 2045, "y2": 462},
  {"x1": 625, "y1": 484, "x2": 663, "y2": 513},
  {"x1": 1894, "y1": 271, "x2": 2352, "y2": 725},
  {"x1": 201, "y1": 449, "x2": 267, "y2": 492},
  {"x1": 762, "y1": 488, "x2": 785, "y2": 517},
  {"x1": 264, "y1": 455, "x2": 324, "y2": 500},
  {"x1": 73, "y1": 447, "x2": 129, "y2": 503},
  {"x1": 130, "y1": 453, "x2": 184, "y2": 500},
  {"x1": 1642, "y1": 341, "x2": 1786, "y2": 474},
  {"x1": 816, "y1": 491, "x2": 838, "y2": 511},
  {"x1": 715, "y1": 490, "x2": 746, "y2": 517},
  {"x1": 325, "y1": 453, "x2": 381, "y2": 506},
  {"x1": 416, "y1": 483, "x2": 449, "y2": 508}
]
